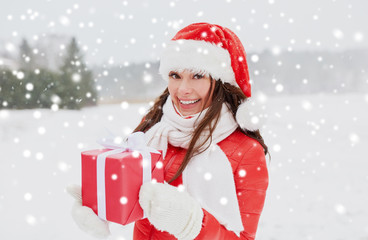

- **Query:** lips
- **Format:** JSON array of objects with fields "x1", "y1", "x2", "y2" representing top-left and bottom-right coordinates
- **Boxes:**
[{"x1": 177, "y1": 97, "x2": 201, "y2": 111}]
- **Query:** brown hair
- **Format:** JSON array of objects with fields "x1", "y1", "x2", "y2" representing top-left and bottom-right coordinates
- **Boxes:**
[{"x1": 133, "y1": 78, "x2": 269, "y2": 183}]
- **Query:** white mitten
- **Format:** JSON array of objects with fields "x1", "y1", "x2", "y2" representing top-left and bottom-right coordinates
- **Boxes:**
[
  {"x1": 66, "y1": 184, "x2": 110, "y2": 239},
  {"x1": 139, "y1": 182, "x2": 203, "y2": 240}
]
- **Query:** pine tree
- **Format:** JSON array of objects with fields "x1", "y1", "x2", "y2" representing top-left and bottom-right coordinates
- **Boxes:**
[
  {"x1": 1, "y1": 36, "x2": 97, "y2": 110},
  {"x1": 18, "y1": 38, "x2": 35, "y2": 71},
  {"x1": 58, "y1": 37, "x2": 97, "y2": 109}
]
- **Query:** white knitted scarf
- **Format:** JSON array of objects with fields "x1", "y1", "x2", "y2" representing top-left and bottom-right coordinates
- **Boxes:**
[{"x1": 144, "y1": 95, "x2": 244, "y2": 235}]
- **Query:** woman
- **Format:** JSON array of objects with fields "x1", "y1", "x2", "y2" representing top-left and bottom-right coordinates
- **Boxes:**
[{"x1": 68, "y1": 22, "x2": 269, "y2": 240}]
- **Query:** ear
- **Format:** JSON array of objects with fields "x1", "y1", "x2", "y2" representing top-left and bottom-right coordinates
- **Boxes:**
[{"x1": 235, "y1": 99, "x2": 262, "y2": 132}]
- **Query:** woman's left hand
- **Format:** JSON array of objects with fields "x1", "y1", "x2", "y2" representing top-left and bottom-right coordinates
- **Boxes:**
[{"x1": 139, "y1": 182, "x2": 204, "y2": 240}]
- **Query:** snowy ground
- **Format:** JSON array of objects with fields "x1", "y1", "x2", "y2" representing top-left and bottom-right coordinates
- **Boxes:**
[{"x1": 1, "y1": 93, "x2": 367, "y2": 240}]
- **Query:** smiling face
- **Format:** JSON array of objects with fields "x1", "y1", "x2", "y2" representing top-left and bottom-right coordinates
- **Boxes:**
[{"x1": 168, "y1": 69, "x2": 214, "y2": 116}]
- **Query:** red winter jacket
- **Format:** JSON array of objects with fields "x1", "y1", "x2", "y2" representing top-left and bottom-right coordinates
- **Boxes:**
[{"x1": 134, "y1": 129, "x2": 269, "y2": 240}]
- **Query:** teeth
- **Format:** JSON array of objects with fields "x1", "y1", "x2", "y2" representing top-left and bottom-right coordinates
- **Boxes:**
[{"x1": 180, "y1": 99, "x2": 200, "y2": 105}]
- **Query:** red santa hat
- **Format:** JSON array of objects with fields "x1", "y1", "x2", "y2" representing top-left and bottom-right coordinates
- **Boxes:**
[{"x1": 159, "y1": 22, "x2": 261, "y2": 131}]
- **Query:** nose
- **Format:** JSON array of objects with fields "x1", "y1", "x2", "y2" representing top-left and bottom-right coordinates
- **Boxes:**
[{"x1": 178, "y1": 78, "x2": 192, "y2": 95}]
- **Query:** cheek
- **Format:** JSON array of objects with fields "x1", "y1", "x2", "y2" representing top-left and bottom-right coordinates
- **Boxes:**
[
  {"x1": 201, "y1": 81, "x2": 214, "y2": 108},
  {"x1": 167, "y1": 81, "x2": 176, "y2": 95},
  {"x1": 199, "y1": 82, "x2": 212, "y2": 98}
]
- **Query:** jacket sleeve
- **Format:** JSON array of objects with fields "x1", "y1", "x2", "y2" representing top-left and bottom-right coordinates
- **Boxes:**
[{"x1": 195, "y1": 142, "x2": 269, "y2": 240}]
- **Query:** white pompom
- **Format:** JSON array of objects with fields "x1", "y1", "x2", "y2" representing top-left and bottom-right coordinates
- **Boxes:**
[{"x1": 236, "y1": 99, "x2": 262, "y2": 131}]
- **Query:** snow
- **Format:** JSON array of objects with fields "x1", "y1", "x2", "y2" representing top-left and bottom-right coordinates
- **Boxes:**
[{"x1": 1, "y1": 93, "x2": 368, "y2": 239}]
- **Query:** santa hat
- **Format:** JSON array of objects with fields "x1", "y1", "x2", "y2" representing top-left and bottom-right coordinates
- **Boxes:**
[{"x1": 159, "y1": 22, "x2": 261, "y2": 131}]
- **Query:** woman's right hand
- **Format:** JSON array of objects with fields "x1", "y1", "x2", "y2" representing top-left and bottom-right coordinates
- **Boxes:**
[{"x1": 66, "y1": 184, "x2": 110, "y2": 238}]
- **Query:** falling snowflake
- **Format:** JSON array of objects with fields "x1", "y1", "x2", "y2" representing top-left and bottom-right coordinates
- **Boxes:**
[
  {"x1": 24, "y1": 193, "x2": 32, "y2": 201},
  {"x1": 143, "y1": 73, "x2": 153, "y2": 83},
  {"x1": 177, "y1": 184, "x2": 185, "y2": 192},
  {"x1": 332, "y1": 29, "x2": 344, "y2": 39},
  {"x1": 301, "y1": 100, "x2": 313, "y2": 111},
  {"x1": 78, "y1": 121, "x2": 85, "y2": 127},
  {"x1": 123, "y1": 127, "x2": 132, "y2": 136},
  {"x1": 273, "y1": 144, "x2": 281, "y2": 152},
  {"x1": 59, "y1": 16, "x2": 70, "y2": 26},
  {"x1": 272, "y1": 46, "x2": 281, "y2": 55},
  {"x1": 58, "y1": 162, "x2": 69, "y2": 172},
  {"x1": 138, "y1": 107, "x2": 147, "y2": 115},
  {"x1": 113, "y1": 136, "x2": 123, "y2": 144},
  {"x1": 251, "y1": 54, "x2": 259, "y2": 63},
  {"x1": 72, "y1": 73, "x2": 81, "y2": 82},
  {"x1": 120, "y1": 196, "x2": 128, "y2": 205},
  {"x1": 204, "y1": 172, "x2": 212, "y2": 181},
  {"x1": 275, "y1": 84, "x2": 284, "y2": 92},
  {"x1": 156, "y1": 161, "x2": 163, "y2": 169},
  {"x1": 25, "y1": 215, "x2": 37, "y2": 226},
  {"x1": 111, "y1": 174, "x2": 118, "y2": 180},
  {"x1": 51, "y1": 104, "x2": 59, "y2": 111},
  {"x1": 220, "y1": 197, "x2": 228, "y2": 205},
  {"x1": 335, "y1": 204, "x2": 346, "y2": 215},
  {"x1": 238, "y1": 169, "x2": 246, "y2": 177},
  {"x1": 349, "y1": 133, "x2": 359, "y2": 145},
  {"x1": 17, "y1": 71, "x2": 25, "y2": 79},
  {"x1": 5, "y1": 43, "x2": 15, "y2": 52},
  {"x1": 26, "y1": 83, "x2": 33, "y2": 91},
  {"x1": 102, "y1": 113, "x2": 113, "y2": 122},
  {"x1": 23, "y1": 150, "x2": 31, "y2": 158},
  {"x1": 35, "y1": 152, "x2": 44, "y2": 161},
  {"x1": 38, "y1": 127, "x2": 46, "y2": 135},
  {"x1": 132, "y1": 151, "x2": 140, "y2": 158},
  {"x1": 354, "y1": 32, "x2": 364, "y2": 42}
]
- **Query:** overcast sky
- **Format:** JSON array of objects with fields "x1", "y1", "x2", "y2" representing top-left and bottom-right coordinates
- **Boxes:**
[{"x1": 1, "y1": 0, "x2": 367, "y2": 65}]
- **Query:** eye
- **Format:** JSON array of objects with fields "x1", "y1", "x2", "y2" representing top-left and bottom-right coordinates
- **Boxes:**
[
  {"x1": 193, "y1": 73, "x2": 204, "y2": 79},
  {"x1": 169, "y1": 72, "x2": 180, "y2": 79}
]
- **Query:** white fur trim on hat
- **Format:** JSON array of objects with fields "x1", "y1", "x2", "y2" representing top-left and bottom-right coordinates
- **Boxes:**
[
  {"x1": 236, "y1": 99, "x2": 262, "y2": 132},
  {"x1": 159, "y1": 39, "x2": 236, "y2": 86}
]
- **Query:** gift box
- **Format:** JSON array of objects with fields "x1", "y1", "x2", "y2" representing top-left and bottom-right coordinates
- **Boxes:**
[{"x1": 81, "y1": 132, "x2": 164, "y2": 225}]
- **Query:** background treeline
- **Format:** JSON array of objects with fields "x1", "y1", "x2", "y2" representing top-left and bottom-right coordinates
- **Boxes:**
[
  {"x1": 1, "y1": 34, "x2": 367, "y2": 109},
  {"x1": 0, "y1": 37, "x2": 97, "y2": 110},
  {"x1": 94, "y1": 48, "x2": 368, "y2": 103}
]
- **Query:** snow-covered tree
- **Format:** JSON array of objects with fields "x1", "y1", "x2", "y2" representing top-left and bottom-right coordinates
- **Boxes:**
[{"x1": 58, "y1": 37, "x2": 97, "y2": 109}]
